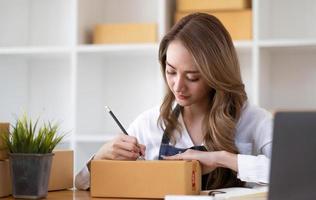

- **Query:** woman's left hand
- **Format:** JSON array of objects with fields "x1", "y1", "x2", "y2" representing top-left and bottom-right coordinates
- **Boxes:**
[
  {"x1": 162, "y1": 149, "x2": 238, "y2": 174},
  {"x1": 162, "y1": 149, "x2": 220, "y2": 173}
]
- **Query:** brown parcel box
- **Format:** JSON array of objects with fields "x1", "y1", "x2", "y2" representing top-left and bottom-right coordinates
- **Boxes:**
[
  {"x1": 48, "y1": 150, "x2": 74, "y2": 191},
  {"x1": 91, "y1": 160, "x2": 201, "y2": 198},
  {"x1": 93, "y1": 23, "x2": 157, "y2": 44},
  {"x1": 0, "y1": 123, "x2": 9, "y2": 160},
  {"x1": 175, "y1": 10, "x2": 252, "y2": 40},
  {"x1": 176, "y1": 0, "x2": 251, "y2": 11},
  {"x1": 0, "y1": 160, "x2": 11, "y2": 197}
]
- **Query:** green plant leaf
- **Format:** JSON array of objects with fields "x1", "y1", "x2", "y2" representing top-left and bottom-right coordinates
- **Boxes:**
[{"x1": 2, "y1": 114, "x2": 66, "y2": 154}]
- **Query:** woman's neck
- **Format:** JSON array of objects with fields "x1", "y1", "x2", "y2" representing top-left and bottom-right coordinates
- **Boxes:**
[
  {"x1": 181, "y1": 102, "x2": 209, "y2": 145},
  {"x1": 182, "y1": 100, "x2": 209, "y2": 120}
]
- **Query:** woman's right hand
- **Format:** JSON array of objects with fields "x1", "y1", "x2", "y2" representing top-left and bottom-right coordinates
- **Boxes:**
[{"x1": 93, "y1": 134, "x2": 146, "y2": 160}]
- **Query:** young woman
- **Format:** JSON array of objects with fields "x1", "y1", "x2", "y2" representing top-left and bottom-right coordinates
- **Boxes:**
[{"x1": 75, "y1": 13, "x2": 272, "y2": 190}]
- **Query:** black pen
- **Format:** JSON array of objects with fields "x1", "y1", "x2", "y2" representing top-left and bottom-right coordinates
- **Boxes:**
[
  {"x1": 105, "y1": 106, "x2": 145, "y2": 159},
  {"x1": 105, "y1": 106, "x2": 128, "y2": 135}
]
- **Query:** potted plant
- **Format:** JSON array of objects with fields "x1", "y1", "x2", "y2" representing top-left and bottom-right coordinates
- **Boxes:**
[{"x1": 0, "y1": 115, "x2": 65, "y2": 199}]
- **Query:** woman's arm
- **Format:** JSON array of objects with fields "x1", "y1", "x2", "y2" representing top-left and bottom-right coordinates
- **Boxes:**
[
  {"x1": 236, "y1": 143, "x2": 271, "y2": 183},
  {"x1": 163, "y1": 146, "x2": 271, "y2": 184},
  {"x1": 162, "y1": 149, "x2": 237, "y2": 173}
]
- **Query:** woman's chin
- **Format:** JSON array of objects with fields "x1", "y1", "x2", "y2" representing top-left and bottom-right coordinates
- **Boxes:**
[{"x1": 175, "y1": 99, "x2": 191, "y2": 107}]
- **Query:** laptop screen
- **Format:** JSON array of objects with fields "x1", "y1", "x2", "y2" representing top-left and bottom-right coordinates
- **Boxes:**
[{"x1": 268, "y1": 112, "x2": 316, "y2": 200}]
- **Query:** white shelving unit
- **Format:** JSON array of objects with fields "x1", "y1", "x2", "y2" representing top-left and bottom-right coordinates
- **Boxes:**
[{"x1": 1, "y1": 0, "x2": 316, "y2": 173}]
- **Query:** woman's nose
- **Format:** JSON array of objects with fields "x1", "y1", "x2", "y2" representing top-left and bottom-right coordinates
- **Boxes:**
[{"x1": 174, "y1": 76, "x2": 185, "y2": 92}]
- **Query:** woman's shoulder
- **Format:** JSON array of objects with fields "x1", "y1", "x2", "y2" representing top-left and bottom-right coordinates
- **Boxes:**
[
  {"x1": 236, "y1": 102, "x2": 272, "y2": 135},
  {"x1": 236, "y1": 102, "x2": 273, "y2": 152},
  {"x1": 240, "y1": 101, "x2": 272, "y2": 122}
]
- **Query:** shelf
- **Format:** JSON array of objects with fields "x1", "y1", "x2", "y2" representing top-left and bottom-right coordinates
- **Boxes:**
[
  {"x1": 0, "y1": 44, "x2": 160, "y2": 55},
  {"x1": 234, "y1": 40, "x2": 253, "y2": 47},
  {"x1": 233, "y1": 40, "x2": 253, "y2": 51},
  {"x1": 0, "y1": 46, "x2": 71, "y2": 56},
  {"x1": 258, "y1": 39, "x2": 316, "y2": 48},
  {"x1": 77, "y1": 44, "x2": 158, "y2": 55}
]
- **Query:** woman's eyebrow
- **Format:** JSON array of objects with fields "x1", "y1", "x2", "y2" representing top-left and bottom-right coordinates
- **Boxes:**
[
  {"x1": 166, "y1": 61, "x2": 176, "y2": 69},
  {"x1": 166, "y1": 61, "x2": 199, "y2": 74}
]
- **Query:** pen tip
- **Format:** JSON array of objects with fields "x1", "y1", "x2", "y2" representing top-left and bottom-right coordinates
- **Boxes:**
[{"x1": 105, "y1": 106, "x2": 111, "y2": 112}]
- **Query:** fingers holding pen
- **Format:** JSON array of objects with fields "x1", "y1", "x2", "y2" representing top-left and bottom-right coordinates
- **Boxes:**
[
  {"x1": 112, "y1": 148, "x2": 140, "y2": 160},
  {"x1": 138, "y1": 144, "x2": 146, "y2": 157},
  {"x1": 120, "y1": 134, "x2": 138, "y2": 145},
  {"x1": 113, "y1": 139, "x2": 140, "y2": 154},
  {"x1": 112, "y1": 134, "x2": 145, "y2": 159},
  {"x1": 94, "y1": 134, "x2": 146, "y2": 160},
  {"x1": 119, "y1": 134, "x2": 146, "y2": 156}
]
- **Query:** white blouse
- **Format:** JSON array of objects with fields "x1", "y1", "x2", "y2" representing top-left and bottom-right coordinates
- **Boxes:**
[{"x1": 75, "y1": 102, "x2": 273, "y2": 190}]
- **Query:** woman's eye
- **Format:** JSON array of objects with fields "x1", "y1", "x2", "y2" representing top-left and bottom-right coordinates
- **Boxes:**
[
  {"x1": 187, "y1": 76, "x2": 199, "y2": 82},
  {"x1": 166, "y1": 70, "x2": 176, "y2": 75}
]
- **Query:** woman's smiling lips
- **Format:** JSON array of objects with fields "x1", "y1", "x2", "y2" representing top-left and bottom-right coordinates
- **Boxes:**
[{"x1": 176, "y1": 94, "x2": 190, "y2": 100}]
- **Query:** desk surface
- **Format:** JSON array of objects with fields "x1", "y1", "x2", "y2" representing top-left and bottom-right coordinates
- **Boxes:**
[
  {"x1": 0, "y1": 190, "x2": 267, "y2": 200},
  {"x1": 1, "y1": 190, "x2": 160, "y2": 200}
]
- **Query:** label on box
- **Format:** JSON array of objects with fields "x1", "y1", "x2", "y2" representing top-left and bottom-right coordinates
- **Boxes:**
[{"x1": 192, "y1": 161, "x2": 197, "y2": 191}]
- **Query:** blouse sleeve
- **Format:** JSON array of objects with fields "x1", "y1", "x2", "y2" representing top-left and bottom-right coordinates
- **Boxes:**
[
  {"x1": 74, "y1": 155, "x2": 95, "y2": 190},
  {"x1": 237, "y1": 151, "x2": 271, "y2": 183},
  {"x1": 74, "y1": 165, "x2": 91, "y2": 190},
  {"x1": 237, "y1": 115, "x2": 273, "y2": 184}
]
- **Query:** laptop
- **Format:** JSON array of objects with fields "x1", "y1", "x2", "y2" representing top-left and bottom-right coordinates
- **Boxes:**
[{"x1": 269, "y1": 111, "x2": 316, "y2": 200}]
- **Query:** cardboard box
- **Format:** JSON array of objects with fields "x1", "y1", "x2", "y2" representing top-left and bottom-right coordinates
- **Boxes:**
[
  {"x1": 0, "y1": 160, "x2": 11, "y2": 197},
  {"x1": 176, "y1": 0, "x2": 251, "y2": 11},
  {"x1": 175, "y1": 10, "x2": 252, "y2": 40},
  {"x1": 93, "y1": 23, "x2": 157, "y2": 44},
  {"x1": 48, "y1": 150, "x2": 74, "y2": 191},
  {"x1": 0, "y1": 123, "x2": 9, "y2": 160},
  {"x1": 91, "y1": 160, "x2": 201, "y2": 198}
]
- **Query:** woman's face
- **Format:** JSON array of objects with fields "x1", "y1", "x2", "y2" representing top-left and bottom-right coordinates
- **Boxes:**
[{"x1": 165, "y1": 40, "x2": 210, "y2": 107}]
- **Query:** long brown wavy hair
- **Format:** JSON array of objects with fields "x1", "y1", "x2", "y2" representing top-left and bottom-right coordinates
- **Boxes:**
[{"x1": 158, "y1": 13, "x2": 248, "y2": 189}]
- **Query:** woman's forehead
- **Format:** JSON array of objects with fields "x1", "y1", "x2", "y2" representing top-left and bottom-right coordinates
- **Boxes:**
[{"x1": 166, "y1": 40, "x2": 197, "y2": 71}]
